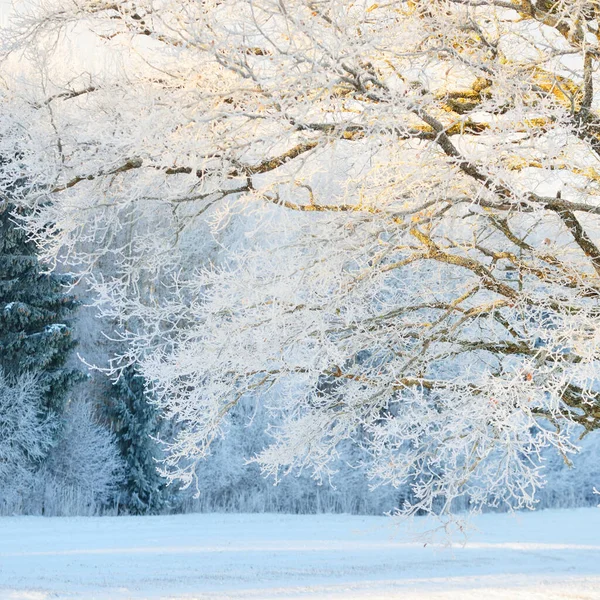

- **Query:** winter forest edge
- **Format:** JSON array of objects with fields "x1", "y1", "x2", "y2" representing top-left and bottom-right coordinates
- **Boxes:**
[{"x1": 0, "y1": 0, "x2": 600, "y2": 521}]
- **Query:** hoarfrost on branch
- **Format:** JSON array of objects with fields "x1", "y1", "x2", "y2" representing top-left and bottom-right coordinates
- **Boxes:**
[{"x1": 3, "y1": 0, "x2": 600, "y2": 516}]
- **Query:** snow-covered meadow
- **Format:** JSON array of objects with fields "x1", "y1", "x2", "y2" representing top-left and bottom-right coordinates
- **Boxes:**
[{"x1": 2, "y1": 509, "x2": 600, "y2": 599}]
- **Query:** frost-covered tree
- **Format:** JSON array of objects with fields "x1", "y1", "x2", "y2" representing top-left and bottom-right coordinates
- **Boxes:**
[
  {"x1": 41, "y1": 400, "x2": 124, "y2": 513},
  {"x1": 4, "y1": 0, "x2": 600, "y2": 517},
  {"x1": 0, "y1": 369, "x2": 54, "y2": 511},
  {"x1": 187, "y1": 395, "x2": 404, "y2": 514},
  {"x1": 0, "y1": 201, "x2": 81, "y2": 414},
  {"x1": 539, "y1": 432, "x2": 600, "y2": 509},
  {"x1": 106, "y1": 366, "x2": 167, "y2": 514}
]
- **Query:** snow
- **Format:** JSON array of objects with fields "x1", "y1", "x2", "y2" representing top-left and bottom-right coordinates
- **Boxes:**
[
  {"x1": 1, "y1": 509, "x2": 600, "y2": 599},
  {"x1": 44, "y1": 323, "x2": 67, "y2": 333}
]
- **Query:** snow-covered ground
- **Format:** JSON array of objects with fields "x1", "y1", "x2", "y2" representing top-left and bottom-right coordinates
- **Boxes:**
[{"x1": 1, "y1": 509, "x2": 600, "y2": 599}]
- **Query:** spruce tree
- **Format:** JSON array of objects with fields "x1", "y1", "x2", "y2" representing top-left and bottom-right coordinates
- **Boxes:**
[
  {"x1": 108, "y1": 366, "x2": 167, "y2": 515},
  {"x1": 0, "y1": 202, "x2": 82, "y2": 415}
]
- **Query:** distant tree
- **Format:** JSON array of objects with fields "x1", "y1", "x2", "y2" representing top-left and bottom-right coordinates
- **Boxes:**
[
  {"x1": 0, "y1": 202, "x2": 82, "y2": 414},
  {"x1": 43, "y1": 401, "x2": 124, "y2": 511},
  {"x1": 107, "y1": 366, "x2": 167, "y2": 515},
  {"x1": 0, "y1": 369, "x2": 54, "y2": 511}
]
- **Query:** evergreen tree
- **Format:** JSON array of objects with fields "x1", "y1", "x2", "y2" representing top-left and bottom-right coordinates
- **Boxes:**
[
  {"x1": 0, "y1": 202, "x2": 82, "y2": 415},
  {"x1": 107, "y1": 366, "x2": 167, "y2": 515}
]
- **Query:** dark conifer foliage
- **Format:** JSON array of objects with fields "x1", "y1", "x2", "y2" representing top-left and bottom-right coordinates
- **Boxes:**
[
  {"x1": 108, "y1": 366, "x2": 167, "y2": 515},
  {"x1": 0, "y1": 202, "x2": 82, "y2": 414}
]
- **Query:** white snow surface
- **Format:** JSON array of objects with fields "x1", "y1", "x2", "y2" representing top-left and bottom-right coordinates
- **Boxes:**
[{"x1": 1, "y1": 509, "x2": 600, "y2": 599}]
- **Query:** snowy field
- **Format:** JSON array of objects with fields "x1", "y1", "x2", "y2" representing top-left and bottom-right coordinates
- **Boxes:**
[{"x1": 1, "y1": 509, "x2": 600, "y2": 599}]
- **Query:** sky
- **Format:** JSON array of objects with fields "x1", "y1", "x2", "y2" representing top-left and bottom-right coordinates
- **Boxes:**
[{"x1": 0, "y1": 0, "x2": 13, "y2": 28}]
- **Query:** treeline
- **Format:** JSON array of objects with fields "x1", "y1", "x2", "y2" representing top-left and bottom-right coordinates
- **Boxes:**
[{"x1": 0, "y1": 202, "x2": 171, "y2": 515}]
